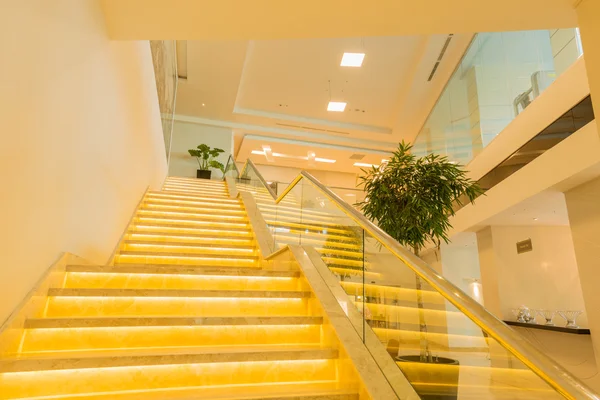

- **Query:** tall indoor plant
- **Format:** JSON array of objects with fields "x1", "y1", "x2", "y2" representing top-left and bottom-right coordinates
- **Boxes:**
[
  {"x1": 358, "y1": 141, "x2": 482, "y2": 381},
  {"x1": 188, "y1": 144, "x2": 225, "y2": 179}
]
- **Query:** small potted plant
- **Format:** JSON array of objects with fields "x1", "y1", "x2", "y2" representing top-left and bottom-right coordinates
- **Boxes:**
[
  {"x1": 359, "y1": 141, "x2": 482, "y2": 400},
  {"x1": 188, "y1": 144, "x2": 225, "y2": 179}
]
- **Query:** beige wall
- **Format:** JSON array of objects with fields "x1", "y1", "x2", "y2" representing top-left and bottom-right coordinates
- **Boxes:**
[
  {"x1": 565, "y1": 175, "x2": 600, "y2": 370},
  {"x1": 168, "y1": 121, "x2": 233, "y2": 179},
  {"x1": 477, "y1": 225, "x2": 587, "y2": 326},
  {"x1": 254, "y1": 164, "x2": 359, "y2": 189},
  {"x1": 0, "y1": 1, "x2": 167, "y2": 324}
]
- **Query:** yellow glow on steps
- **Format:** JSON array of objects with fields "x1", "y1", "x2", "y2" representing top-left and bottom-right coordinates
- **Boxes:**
[
  {"x1": 129, "y1": 225, "x2": 253, "y2": 237},
  {"x1": 64, "y1": 272, "x2": 297, "y2": 291},
  {"x1": 136, "y1": 217, "x2": 249, "y2": 228},
  {"x1": 0, "y1": 359, "x2": 336, "y2": 398},
  {"x1": 21, "y1": 325, "x2": 322, "y2": 353},
  {"x1": 127, "y1": 233, "x2": 254, "y2": 244},
  {"x1": 45, "y1": 297, "x2": 307, "y2": 317}
]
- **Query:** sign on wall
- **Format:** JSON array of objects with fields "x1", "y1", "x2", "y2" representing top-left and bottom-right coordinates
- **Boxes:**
[{"x1": 516, "y1": 238, "x2": 533, "y2": 254}]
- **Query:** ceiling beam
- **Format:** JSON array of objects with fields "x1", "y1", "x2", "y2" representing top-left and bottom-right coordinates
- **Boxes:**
[{"x1": 100, "y1": 0, "x2": 576, "y2": 40}]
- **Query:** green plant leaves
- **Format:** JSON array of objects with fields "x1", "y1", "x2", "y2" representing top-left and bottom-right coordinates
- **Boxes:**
[
  {"x1": 188, "y1": 145, "x2": 226, "y2": 172},
  {"x1": 358, "y1": 140, "x2": 483, "y2": 254}
]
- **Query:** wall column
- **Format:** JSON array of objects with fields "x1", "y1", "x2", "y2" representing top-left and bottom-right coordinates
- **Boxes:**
[
  {"x1": 475, "y1": 227, "x2": 502, "y2": 317},
  {"x1": 577, "y1": 0, "x2": 600, "y2": 134},
  {"x1": 565, "y1": 176, "x2": 600, "y2": 368}
]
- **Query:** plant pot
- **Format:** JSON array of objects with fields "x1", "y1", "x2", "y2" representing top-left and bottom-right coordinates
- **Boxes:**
[
  {"x1": 396, "y1": 355, "x2": 459, "y2": 400},
  {"x1": 197, "y1": 169, "x2": 211, "y2": 179}
]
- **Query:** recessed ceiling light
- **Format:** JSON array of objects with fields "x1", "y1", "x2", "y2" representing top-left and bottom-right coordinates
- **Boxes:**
[
  {"x1": 202, "y1": 103, "x2": 206, "y2": 107},
  {"x1": 354, "y1": 162, "x2": 379, "y2": 168},
  {"x1": 327, "y1": 102, "x2": 346, "y2": 112},
  {"x1": 315, "y1": 157, "x2": 336, "y2": 164},
  {"x1": 533, "y1": 218, "x2": 539, "y2": 221},
  {"x1": 341, "y1": 53, "x2": 365, "y2": 67}
]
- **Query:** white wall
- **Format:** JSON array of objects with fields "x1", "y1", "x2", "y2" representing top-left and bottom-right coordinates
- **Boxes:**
[
  {"x1": 255, "y1": 164, "x2": 359, "y2": 188},
  {"x1": 550, "y1": 28, "x2": 582, "y2": 76},
  {"x1": 481, "y1": 225, "x2": 587, "y2": 326},
  {"x1": 441, "y1": 233, "x2": 482, "y2": 298},
  {"x1": 0, "y1": 1, "x2": 167, "y2": 324},
  {"x1": 168, "y1": 122, "x2": 233, "y2": 179}
]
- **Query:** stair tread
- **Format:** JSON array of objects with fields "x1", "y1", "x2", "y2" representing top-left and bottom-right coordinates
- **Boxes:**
[
  {"x1": 131, "y1": 221, "x2": 252, "y2": 232},
  {"x1": 118, "y1": 250, "x2": 258, "y2": 260},
  {"x1": 1, "y1": 345, "x2": 338, "y2": 372},
  {"x1": 25, "y1": 316, "x2": 324, "y2": 328},
  {"x1": 148, "y1": 192, "x2": 241, "y2": 203},
  {"x1": 0, "y1": 383, "x2": 357, "y2": 400},
  {"x1": 48, "y1": 288, "x2": 311, "y2": 298},
  {"x1": 67, "y1": 265, "x2": 299, "y2": 277},
  {"x1": 123, "y1": 240, "x2": 256, "y2": 250}
]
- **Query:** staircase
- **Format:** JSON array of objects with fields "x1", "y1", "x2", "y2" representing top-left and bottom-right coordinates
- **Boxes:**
[
  {"x1": 0, "y1": 177, "x2": 362, "y2": 400},
  {"x1": 237, "y1": 180, "x2": 563, "y2": 399}
]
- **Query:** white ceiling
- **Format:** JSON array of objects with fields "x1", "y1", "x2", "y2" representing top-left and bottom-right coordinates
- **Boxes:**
[
  {"x1": 481, "y1": 190, "x2": 570, "y2": 227},
  {"x1": 175, "y1": 34, "x2": 474, "y2": 172}
]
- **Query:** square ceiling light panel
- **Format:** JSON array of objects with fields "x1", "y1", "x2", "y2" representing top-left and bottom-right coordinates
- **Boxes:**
[
  {"x1": 341, "y1": 53, "x2": 365, "y2": 67},
  {"x1": 327, "y1": 101, "x2": 347, "y2": 112}
]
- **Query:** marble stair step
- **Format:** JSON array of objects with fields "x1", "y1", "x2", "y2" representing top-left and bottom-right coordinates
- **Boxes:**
[
  {"x1": 145, "y1": 197, "x2": 244, "y2": 210},
  {"x1": 0, "y1": 355, "x2": 339, "y2": 399},
  {"x1": 147, "y1": 191, "x2": 242, "y2": 204},
  {"x1": 64, "y1": 268, "x2": 300, "y2": 291},
  {"x1": 48, "y1": 288, "x2": 310, "y2": 298},
  {"x1": 122, "y1": 240, "x2": 256, "y2": 250},
  {"x1": 21, "y1": 317, "x2": 323, "y2": 353},
  {"x1": 117, "y1": 250, "x2": 258, "y2": 261},
  {"x1": 134, "y1": 215, "x2": 251, "y2": 229},
  {"x1": 142, "y1": 203, "x2": 247, "y2": 215},
  {"x1": 123, "y1": 234, "x2": 255, "y2": 246},
  {"x1": 120, "y1": 243, "x2": 257, "y2": 257},
  {"x1": 0, "y1": 346, "x2": 338, "y2": 373},
  {"x1": 123, "y1": 231, "x2": 256, "y2": 246},
  {"x1": 40, "y1": 382, "x2": 359, "y2": 400},
  {"x1": 137, "y1": 210, "x2": 248, "y2": 222},
  {"x1": 163, "y1": 184, "x2": 227, "y2": 191},
  {"x1": 25, "y1": 316, "x2": 324, "y2": 329},
  {"x1": 127, "y1": 226, "x2": 254, "y2": 237},
  {"x1": 66, "y1": 264, "x2": 299, "y2": 278},
  {"x1": 112, "y1": 259, "x2": 264, "y2": 269},
  {"x1": 163, "y1": 188, "x2": 231, "y2": 197}
]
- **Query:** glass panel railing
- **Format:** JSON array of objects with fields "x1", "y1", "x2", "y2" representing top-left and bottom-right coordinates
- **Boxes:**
[
  {"x1": 149, "y1": 40, "x2": 178, "y2": 164},
  {"x1": 236, "y1": 160, "x2": 596, "y2": 400},
  {"x1": 413, "y1": 29, "x2": 583, "y2": 166},
  {"x1": 223, "y1": 155, "x2": 240, "y2": 180}
]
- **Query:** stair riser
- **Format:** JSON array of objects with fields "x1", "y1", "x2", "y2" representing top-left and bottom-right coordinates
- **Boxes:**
[
  {"x1": 137, "y1": 210, "x2": 248, "y2": 222},
  {"x1": 147, "y1": 193, "x2": 241, "y2": 205},
  {"x1": 120, "y1": 244, "x2": 257, "y2": 257},
  {"x1": 128, "y1": 226, "x2": 253, "y2": 238},
  {"x1": 133, "y1": 217, "x2": 250, "y2": 230},
  {"x1": 114, "y1": 254, "x2": 257, "y2": 267},
  {"x1": 0, "y1": 359, "x2": 337, "y2": 399},
  {"x1": 44, "y1": 297, "x2": 309, "y2": 318},
  {"x1": 143, "y1": 204, "x2": 246, "y2": 215},
  {"x1": 64, "y1": 273, "x2": 302, "y2": 291},
  {"x1": 124, "y1": 233, "x2": 255, "y2": 246}
]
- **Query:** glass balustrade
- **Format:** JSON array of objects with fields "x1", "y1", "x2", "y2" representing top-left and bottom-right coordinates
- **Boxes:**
[
  {"x1": 235, "y1": 160, "x2": 595, "y2": 400},
  {"x1": 413, "y1": 29, "x2": 584, "y2": 166},
  {"x1": 149, "y1": 40, "x2": 178, "y2": 164}
]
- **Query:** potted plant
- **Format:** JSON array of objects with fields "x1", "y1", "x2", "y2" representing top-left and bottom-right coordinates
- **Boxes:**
[
  {"x1": 188, "y1": 144, "x2": 225, "y2": 179},
  {"x1": 358, "y1": 141, "x2": 482, "y2": 399}
]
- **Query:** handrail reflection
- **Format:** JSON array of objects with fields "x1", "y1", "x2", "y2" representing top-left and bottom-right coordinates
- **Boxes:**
[{"x1": 238, "y1": 159, "x2": 597, "y2": 400}]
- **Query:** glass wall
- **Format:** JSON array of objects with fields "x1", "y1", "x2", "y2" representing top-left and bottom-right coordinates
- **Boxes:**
[
  {"x1": 413, "y1": 29, "x2": 583, "y2": 165},
  {"x1": 150, "y1": 40, "x2": 178, "y2": 165}
]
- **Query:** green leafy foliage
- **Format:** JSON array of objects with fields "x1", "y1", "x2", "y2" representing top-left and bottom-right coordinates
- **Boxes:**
[
  {"x1": 358, "y1": 141, "x2": 483, "y2": 254},
  {"x1": 188, "y1": 144, "x2": 225, "y2": 171}
]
